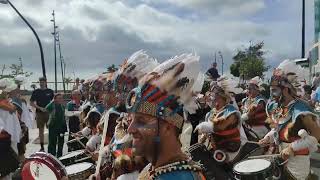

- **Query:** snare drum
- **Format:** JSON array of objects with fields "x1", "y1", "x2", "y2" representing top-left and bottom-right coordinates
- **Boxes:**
[
  {"x1": 59, "y1": 150, "x2": 92, "y2": 166},
  {"x1": 22, "y1": 152, "x2": 67, "y2": 180},
  {"x1": 233, "y1": 159, "x2": 272, "y2": 180},
  {"x1": 67, "y1": 136, "x2": 88, "y2": 151},
  {"x1": 66, "y1": 162, "x2": 95, "y2": 180}
]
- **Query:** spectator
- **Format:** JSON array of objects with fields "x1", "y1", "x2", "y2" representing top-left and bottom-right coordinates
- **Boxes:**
[
  {"x1": 206, "y1": 62, "x2": 220, "y2": 81},
  {"x1": 46, "y1": 93, "x2": 67, "y2": 157},
  {"x1": 72, "y1": 78, "x2": 80, "y2": 91},
  {"x1": 30, "y1": 77, "x2": 54, "y2": 151}
]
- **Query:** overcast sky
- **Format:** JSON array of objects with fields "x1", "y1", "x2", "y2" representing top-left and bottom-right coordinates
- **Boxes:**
[{"x1": 0, "y1": 0, "x2": 316, "y2": 89}]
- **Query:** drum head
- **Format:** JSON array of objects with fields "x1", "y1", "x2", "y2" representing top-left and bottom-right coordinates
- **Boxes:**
[
  {"x1": 66, "y1": 162, "x2": 93, "y2": 175},
  {"x1": 233, "y1": 159, "x2": 271, "y2": 174},
  {"x1": 59, "y1": 150, "x2": 84, "y2": 160}
]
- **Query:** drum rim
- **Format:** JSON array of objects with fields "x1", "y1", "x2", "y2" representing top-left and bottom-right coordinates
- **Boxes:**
[
  {"x1": 233, "y1": 159, "x2": 272, "y2": 175},
  {"x1": 59, "y1": 150, "x2": 85, "y2": 160},
  {"x1": 29, "y1": 152, "x2": 67, "y2": 175},
  {"x1": 66, "y1": 162, "x2": 95, "y2": 177},
  {"x1": 24, "y1": 156, "x2": 66, "y2": 178}
]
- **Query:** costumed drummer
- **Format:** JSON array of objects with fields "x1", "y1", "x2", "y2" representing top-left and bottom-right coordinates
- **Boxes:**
[
  {"x1": 65, "y1": 89, "x2": 83, "y2": 151},
  {"x1": 241, "y1": 76, "x2": 268, "y2": 138},
  {"x1": 126, "y1": 54, "x2": 205, "y2": 180},
  {"x1": 89, "y1": 50, "x2": 159, "y2": 180},
  {"x1": 0, "y1": 78, "x2": 21, "y2": 180},
  {"x1": 259, "y1": 60, "x2": 320, "y2": 180},
  {"x1": 195, "y1": 77, "x2": 249, "y2": 164}
]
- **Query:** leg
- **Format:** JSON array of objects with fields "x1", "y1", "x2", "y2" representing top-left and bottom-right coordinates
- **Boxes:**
[
  {"x1": 48, "y1": 129, "x2": 57, "y2": 156},
  {"x1": 57, "y1": 133, "x2": 64, "y2": 157}
]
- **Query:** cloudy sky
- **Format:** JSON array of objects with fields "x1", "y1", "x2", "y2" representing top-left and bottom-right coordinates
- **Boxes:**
[{"x1": 0, "y1": 0, "x2": 316, "y2": 89}]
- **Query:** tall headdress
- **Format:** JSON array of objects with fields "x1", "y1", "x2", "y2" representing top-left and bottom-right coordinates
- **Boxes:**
[
  {"x1": 270, "y1": 60, "x2": 307, "y2": 97},
  {"x1": 126, "y1": 53, "x2": 201, "y2": 130},
  {"x1": 113, "y1": 50, "x2": 159, "y2": 94},
  {"x1": 210, "y1": 76, "x2": 242, "y2": 103},
  {"x1": 248, "y1": 76, "x2": 262, "y2": 91}
]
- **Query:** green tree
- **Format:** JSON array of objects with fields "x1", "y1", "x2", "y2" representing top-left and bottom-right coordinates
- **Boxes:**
[
  {"x1": 1, "y1": 58, "x2": 32, "y2": 79},
  {"x1": 230, "y1": 41, "x2": 269, "y2": 81}
]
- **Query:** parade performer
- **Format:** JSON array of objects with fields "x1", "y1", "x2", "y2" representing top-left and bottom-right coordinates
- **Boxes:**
[
  {"x1": 90, "y1": 50, "x2": 159, "y2": 179},
  {"x1": 241, "y1": 76, "x2": 268, "y2": 138},
  {"x1": 126, "y1": 53, "x2": 205, "y2": 180},
  {"x1": 65, "y1": 90, "x2": 83, "y2": 151},
  {"x1": 259, "y1": 60, "x2": 320, "y2": 180},
  {"x1": 0, "y1": 78, "x2": 21, "y2": 180},
  {"x1": 195, "y1": 77, "x2": 248, "y2": 163}
]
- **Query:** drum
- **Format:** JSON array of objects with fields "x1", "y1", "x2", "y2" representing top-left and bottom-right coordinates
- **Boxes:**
[
  {"x1": 233, "y1": 159, "x2": 272, "y2": 180},
  {"x1": 66, "y1": 162, "x2": 95, "y2": 180},
  {"x1": 59, "y1": 150, "x2": 92, "y2": 166},
  {"x1": 22, "y1": 152, "x2": 67, "y2": 180},
  {"x1": 188, "y1": 143, "x2": 231, "y2": 180},
  {"x1": 67, "y1": 136, "x2": 88, "y2": 151}
]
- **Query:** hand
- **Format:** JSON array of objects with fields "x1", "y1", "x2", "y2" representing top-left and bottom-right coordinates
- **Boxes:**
[
  {"x1": 88, "y1": 173, "x2": 101, "y2": 180},
  {"x1": 38, "y1": 107, "x2": 47, "y2": 112},
  {"x1": 91, "y1": 152, "x2": 99, "y2": 161},
  {"x1": 258, "y1": 137, "x2": 270, "y2": 145},
  {"x1": 280, "y1": 146, "x2": 294, "y2": 160}
]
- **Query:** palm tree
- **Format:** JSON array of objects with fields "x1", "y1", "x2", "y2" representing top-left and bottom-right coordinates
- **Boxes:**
[
  {"x1": 64, "y1": 77, "x2": 72, "y2": 90},
  {"x1": 30, "y1": 84, "x2": 36, "y2": 90}
]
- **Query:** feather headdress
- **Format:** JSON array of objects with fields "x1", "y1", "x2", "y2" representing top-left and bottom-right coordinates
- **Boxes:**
[
  {"x1": 126, "y1": 53, "x2": 201, "y2": 130},
  {"x1": 271, "y1": 60, "x2": 308, "y2": 96},
  {"x1": 114, "y1": 50, "x2": 159, "y2": 93}
]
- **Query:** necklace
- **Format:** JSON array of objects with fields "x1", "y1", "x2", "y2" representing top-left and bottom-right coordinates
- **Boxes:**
[{"x1": 148, "y1": 159, "x2": 202, "y2": 179}]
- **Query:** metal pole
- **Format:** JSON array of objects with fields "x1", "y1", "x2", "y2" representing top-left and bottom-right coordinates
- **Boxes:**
[
  {"x1": 219, "y1": 51, "x2": 224, "y2": 75},
  {"x1": 52, "y1": 10, "x2": 57, "y2": 92},
  {"x1": 5, "y1": 0, "x2": 46, "y2": 78},
  {"x1": 302, "y1": 0, "x2": 306, "y2": 58},
  {"x1": 57, "y1": 33, "x2": 66, "y2": 93}
]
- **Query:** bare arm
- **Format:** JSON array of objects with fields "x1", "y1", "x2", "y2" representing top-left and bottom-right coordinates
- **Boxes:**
[{"x1": 302, "y1": 115, "x2": 320, "y2": 142}]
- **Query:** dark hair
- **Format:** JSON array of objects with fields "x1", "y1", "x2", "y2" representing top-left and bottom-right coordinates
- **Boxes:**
[
  {"x1": 54, "y1": 93, "x2": 63, "y2": 99},
  {"x1": 39, "y1": 77, "x2": 47, "y2": 81}
]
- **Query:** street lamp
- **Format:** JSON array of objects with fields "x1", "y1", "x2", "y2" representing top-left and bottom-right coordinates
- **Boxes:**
[{"x1": 0, "y1": 0, "x2": 46, "y2": 78}]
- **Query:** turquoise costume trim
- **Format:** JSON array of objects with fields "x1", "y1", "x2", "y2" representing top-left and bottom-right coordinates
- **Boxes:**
[
  {"x1": 290, "y1": 99, "x2": 317, "y2": 124},
  {"x1": 220, "y1": 104, "x2": 241, "y2": 119},
  {"x1": 155, "y1": 170, "x2": 202, "y2": 180}
]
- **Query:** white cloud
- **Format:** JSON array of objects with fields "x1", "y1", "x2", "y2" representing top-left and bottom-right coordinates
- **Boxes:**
[{"x1": 0, "y1": 0, "x2": 314, "y2": 89}]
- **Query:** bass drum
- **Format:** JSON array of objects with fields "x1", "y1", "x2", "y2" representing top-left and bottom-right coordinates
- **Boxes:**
[
  {"x1": 188, "y1": 143, "x2": 232, "y2": 180},
  {"x1": 21, "y1": 152, "x2": 67, "y2": 180}
]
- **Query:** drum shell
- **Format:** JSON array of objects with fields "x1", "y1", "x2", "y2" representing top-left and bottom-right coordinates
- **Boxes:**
[
  {"x1": 188, "y1": 143, "x2": 231, "y2": 179},
  {"x1": 67, "y1": 137, "x2": 88, "y2": 151},
  {"x1": 66, "y1": 162, "x2": 95, "y2": 180},
  {"x1": 59, "y1": 150, "x2": 93, "y2": 166}
]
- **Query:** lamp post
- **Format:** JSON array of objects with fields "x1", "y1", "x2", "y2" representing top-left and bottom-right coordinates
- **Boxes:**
[
  {"x1": 51, "y1": 10, "x2": 58, "y2": 92},
  {"x1": 0, "y1": 0, "x2": 46, "y2": 78},
  {"x1": 218, "y1": 51, "x2": 224, "y2": 75},
  {"x1": 56, "y1": 32, "x2": 66, "y2": 93}
]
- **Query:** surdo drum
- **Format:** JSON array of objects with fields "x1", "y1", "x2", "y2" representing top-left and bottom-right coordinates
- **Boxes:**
[
  {"x1": 59, "y1": 150, "x2": 93, "y2": 166},
  {"x1": 233, "y1": 159, "x2": 272, "y2": 180},
  {"x1": 21, "y1": 152, "x2": 67, "y2": 180}
]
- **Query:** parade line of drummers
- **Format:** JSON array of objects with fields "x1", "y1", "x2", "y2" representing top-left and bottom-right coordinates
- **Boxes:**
[{"x1": 1, "y1": 50, "x2": 320, "y2": 180}]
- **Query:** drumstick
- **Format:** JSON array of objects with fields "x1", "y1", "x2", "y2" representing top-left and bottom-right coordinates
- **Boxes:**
[
  {"x1": 247, "y1": 154, "x2": 281, "y2": 159},
  {"x1": 95, "y1": 110, "x2": 111, "y2": 175},
  {"x1": 95, "y1": 113, "x2": 123, "y2": 174},
  {"x1": 73, "y1": 136, "x2": 94, "y2": 156}
]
